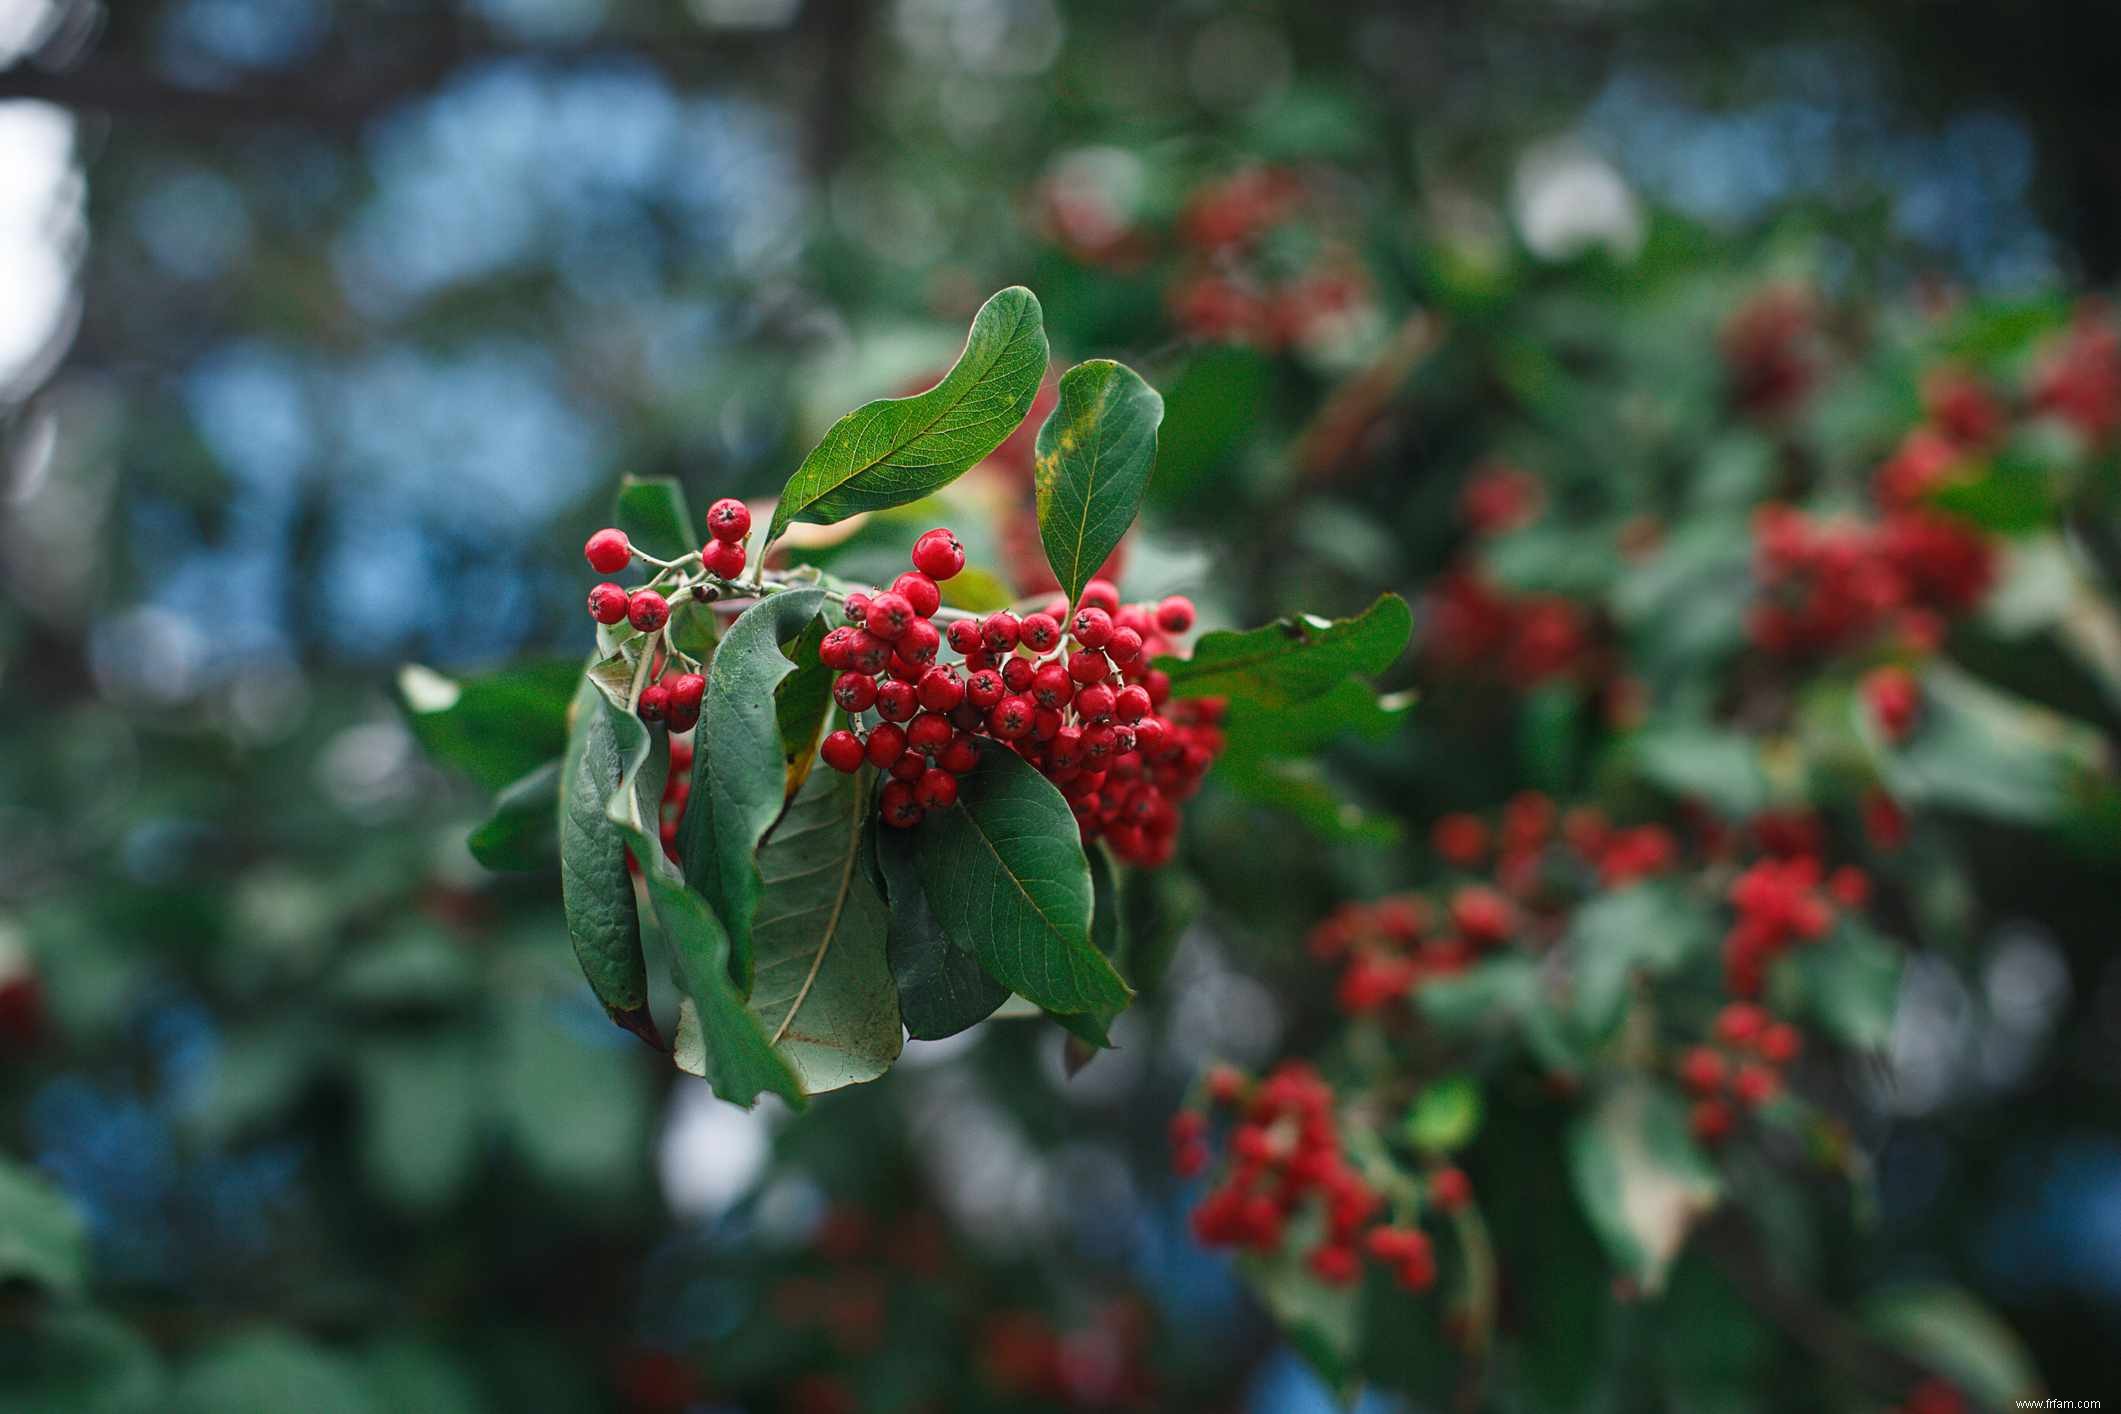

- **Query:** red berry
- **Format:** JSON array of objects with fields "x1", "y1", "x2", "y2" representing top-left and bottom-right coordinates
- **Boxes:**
[
  {"x1": 910, "y1": 527, "x2": 965, "y2": 581},
  {"x1": 844, "y1": 592, "x2": 872, "y2": 625},
  {"x1": 1075, "y1": 683, "x2": 1116, "y2": 721},
  {"x1": 1030, "y1": 663, "x2": 1075, "y2": 709},
  {"x1": 1308, "y1": 1244, "x2": 1360, "y2": 1286},
  {"x1": 706, "y1": 498, "x2": 751, "y2": 542},
  {"x1": 897, "y1": 617, "x2": 941, "y2": 666},
  {"x1": 588, "y1": 582, "x2": 630, "y2": 624},
  {"x1": 939, "y1": 734, "x2": 980, "y2": 774},
  {"x1": 1020, "y1": 612, "x2": 1061, "y2": 653},
  {"x1": 1068, "y1": 651, "x2": 1110, "y2": 684},
  {"x1": 833, "y1": 671, "x2": 878, "y2": 713},
  {"x1": 989, "y1": 696, "x2": 1035, "y2": 739},
  {"x1": 1864, "y1": 665, "x2": 1921, "y2": 742},
  {"x1": 667, "y1": 673, "x2": 706, "y2": 715},
  {"x1": 844, "y1": 631, "x2": 891, "y2": 675},
  {"x1": 1032, "y1": 706, "x2": 1064, "y2": 741},
  {"x1": 1106, "y1": 626, "x2": 1144, "y2": 664},
  {"x1": 1002, "y1": 656, "x2": 1036, "y2": 693},
  {"x1": 585, "y1": 528, "x2": 632, "y2": 573},
  {"x1": 637, "y1": 682, "x2": 672, "y2": 723},
  {"x1": 890, "y1": 750, "x2": 926, "y2": 782},
  {"x1": 1732, "y1": 1064, "x2": 1780, "y2": 1108},
  {"x1": 892, "y1": 572, "x2": 941, "y2": 619},
  {"x1": 702, "y1": 540, "x2": 746, "y2": 578},
  {"x1": 1429, "y1": 1167, "x2": 1472, "y2": 1213},
  {"x1": 1114, "y1": 684, "x2": 1152, "y2": 722},
  {"x1": 819, "y1": 627, "x2": 857, "y2": 670},
  {"x1": 628, "y1": 589, "x2": 670, "y2": 632},
  {"x1": 1690, "y1": 1098, "x2": 1735, "y2": 1144},
  {"x1": 821, "y1": 730, "x2": 864, "y2": 773},
  {"x1": 875, "y1": 680, "x2": 919, "y2": 722},
  {"x1": 865, "y1": 723, "x2": 907, "y2": 768},
  {"x1": 1071, "y1": 606, "x2": 1114, "y2": 649},
  {"x1": 1678, "y1": 1046, "x2": 1726, "y2": 1096},
  {"x1": 907, "y1": 712, "x2": 954, "y2": 756},
  {"x1": 1757, "y1": 1022, "x2": 1803, "y2": 1065},
  {"x1": 866, "y1": 592, "x2": 916, "y2": 640},
  {"x1": 916, "y1": 666, "x2": 964, "y2": 712},
  {"x1": 1156, "y1": 596, "x2": 1196, "y2": 633},
  {"x1": 1081, "y1": 579, "x2": 1121, "y2": 613},
  {"x1": 946, "y1": 619, "x2": 984, "y2": 655},
  {"x1": 1715, "y1": 1003, "x2": 1768, "y2": 1047},
  {"x1": 981, "y1": 611, "x2": 1021, "y2": 653},
  {"x1": 879, "y1": 780, "x2": 924, "y2": 828},
  {"x1": 964, "y1": 668, "x2": 1005, "y2": 709},
  {"x1": 914, "y1": 768, "x2": 958, "y2": 809}
]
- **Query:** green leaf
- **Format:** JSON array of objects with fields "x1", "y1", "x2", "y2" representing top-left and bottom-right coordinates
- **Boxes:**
[
  {"x1": 1238, "y1": 1207, "x2": 1362, "y2": 1397},
  {"x1": 1146, "y1": 344, "x2": 1267, "y2": 510},
  {"x1": 467, "y1": 759, "x2": 560, "y2": 871},
  {"x1": 915, "y1": 742, "x2": 1127, "y2": 1017},
  {"x1": 1568, "y1": 883, "x2": 1716, "y2": 1040},
  {"x1": 1050, "y1": 844, "x2": 1126, "y2": 1055},
  {"x1": 1633, "y1": 725, "x2": 1769, "y2": 818},
  {"x1": 614, "y1": 474, "x2": 696, "y2": 559},
  {"x1": 350, "y1": 1033, "x2": 482, "y2": 1212},
  {"x1": 1117, "y1": 861, "x2": 1199, "y2": 996},
  {"x1": 1214, "y1": 755, "x2": 1402, "y2": 844},
  {"x1": 877, "y1": 823, "x2": 1010, "y2": 1040},
  {"x1": 772, "y1": 616, "x2": 835, "y2": 802},
  {"x1": 399, "y1": 660, "x2": 581, "y2": 793},
  {"x1": 1415, "y1": 955, "x2": 1539, "y2": 1037},
  {"x1": 173, "y1": 1331, "x2": 376, "y2": 1414},
  {"x1": 1875, "y1": 663, "x2": 2106, "y2": 826},
  {"x1": 678, "y1": 588, "x2": 829, "y2": 993},
  {"x1": 1154, "y1": 593, "x2": 1411, "y2": 707},
  {"x1": 1033, "y1": 358, "x2": 1164, "y2": 607},
  {"x1": 0, "y1": 1308, "x2": 165, "y2": 1414},
  {"x1": 1219, "y1": 681, "x2": 1415, "y2": 762},
  {"x1": 748, "y1": 767, "x2": 902, "y2": 1093},
  {"x1": 493, "y1": 990, "x2": 656, "y2": 1192},
  {"x1": 556, "y1": 679, "x2": 658, "y2": 1049},
  {"x1": 1403, "y1": 1075, "x2": 1483, "y2": 1153},
  {"x1": 1861, "y1": 1284, "x2": 2041, "y2": 1407},
  {"x1": 1567, "y1": 1080, "x2": 1721, "y2": 1294},
  {"x1": 765, "y1": 286, "x2": 1048, "y2": 544},
  {"x1": 1786, "y1": 918, "x2": 1901, "y2": 1050},
  {"x1": 0, "y1": 1156, "x2": 87, "y2": 1295},
  {"x1": 601, "y1": 693, "x2": 804, "y2": 1108}
]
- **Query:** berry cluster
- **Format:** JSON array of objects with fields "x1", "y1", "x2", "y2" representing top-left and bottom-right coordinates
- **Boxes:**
[
  {"x1": 1723, "y1": 853, "x2": 1866, "y2": 997},
  {"x1": 813, "y1": 529, "x2": 1219, "y2": 865},
  {"x1": 1173, "y1": 1062, "x2": 1442, "y2": 1293},
  {"x1": 2031, "y1": 305, "x2": 2121, "y2": 444},
  {"x1": 582, "y1": 496, "x2": 758, "y2": 730},
  {"x1": 1423, "y1": 570, "x2": 1592, "y2": 690},
  {"x1": 1748, "y1": 502, "x2": 1992, "y2": 657},
  {"x1": 1676, "y1": 1002, "x2": 1804, "y2": 1144}
]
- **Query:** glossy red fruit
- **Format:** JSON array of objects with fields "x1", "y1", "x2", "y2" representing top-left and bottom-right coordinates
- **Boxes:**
[
  {"x1": 1156, "y1": 595, "x2": 1196, "y2": 633},
  {"x1": 914, "y1": 768, "x2": 959, "y2": 809},
  {"x1": 939, "y1": 734, "x2": 980, "y2": 774},
  {"x1": 1002, "y1": 656, "x2": 1035, "y2": 693},
  {"x1": 667, "y1": 673, "x2": 706, "y2": 715},
  {"x1": 702, "y1": 540, "x2": 746, "y2": 578},
  {"x1": 1030, "y1": 663, "x2": 1075, "y2": 709},
  {"x1": 1019, "y1": 612, "x2": 1061, "y2": 653},
  {"x1": 585, "y1": 528, "x2": 632, "y2": 573},
  {"x1": 1075, "y1": 683, "x2": 1116, "y2": 721},
  {"x1": 1067, "y1": 650, "x2": 1110, "y2": 684},
  {"x1": 981, "y1": 611, "x2": 1021, "y2": 653},
  {"x1": 1678, "y1": 1046, "x2": 1726, "y2": 1096},
  {"x1": 907, "y1": 712, "x2": 954, "y2": 756},
  {"x1": 1114, "y1": 684, "x2": 1152, "y2": 722},
  {"x1": 844, "y1": 631, "x2": 892, "y2": 675},
  {"x1": 865, "y1": 723, "x2": 907, "y2": 768},
  {"x1": 916, "y1": 666, "x2": 964, "y2": 712},
  {"x1": 989, "y1": 696, "x2": 1035, "y2": 739},
  {"x1": 866, "y1": 592, "x2": 917, "y2": 641},
  {"x1": 964, "y1": 668, "x2": 1006, "y2": 709},
  {"x1": 892, "y1": 572, "x2": 941, "y2": 619},
  {"x1": 833, "y1": 671, "x2": 879, "y2": 713},
  {"x1": 588, "y1": 582, "x2": 630, "y2": 624},
  {"x1": 637, "y1": 682, "x2": 672, "y2": 723},
  {"x1": 879, "y1": 780, "x2": 924, "y2": 828},
  {"x1": 946, "y1": 619, "x2": 984, "y2": 655},
  {"x1": 1080, "y1": 579, "x2": 1121, "y2": 613},
  {"x1": 876, "y1": 680, "x2": 919, "y2": 722},
  {"x1": 819, "y1": 626, "x2": 857, "y2": 669},
  {"x1": 897, "y1": 617, "x2": 942, "y2": 666},
  {"x1": 628, "y1": 589, "x2": 671, "y2": 632},
  {"x1": 706, "y1": 498, "x2": 751, "y2": 543},
  {"x1": 890, "y1": 751, "x2": 927, "y2": 782},
  {"x1": 821, "y1": 730, "x2": 865, "y2": 773},
  {"x1": 1070, "y1": 605, "x2": 1114, "y2": 649},
  {"x1": 1106, "y1": 626, "x2": 1144, "y2": 664},
  {"x1": 844, "y1": 592, "x2": 872, "y2": 625},
  {"x1": 911, "y1": 527, "x2": 965, "y2": 581}
]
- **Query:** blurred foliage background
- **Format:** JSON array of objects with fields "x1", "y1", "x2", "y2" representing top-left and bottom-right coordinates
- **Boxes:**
[{"x1": 4, "y1": 1, "x2": 2120, "y2": 1410}]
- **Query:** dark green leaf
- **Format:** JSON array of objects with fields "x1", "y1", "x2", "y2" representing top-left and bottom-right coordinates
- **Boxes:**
[
  {"x1": 748, "y1": 767, "x2": 901, "y2": 1092},
  {"x1": 1146, "y1": 344, "x2": 1267, "y2": 510},
  {"x1": 773, "y1": 616, "x2": 835, "y2": 802},
  {"x1": 1568, "y1": 883, "x2": 1716, "y2": 1039},
  {"x1": 1033, "y1": 358, "x2": 1163, "y2": 607},
  {"x1": 614, "y1": 474, "x2": 696, "y2": 559},
  {"x1": 1785, "y1": 918, "x2": 1901, "y2": 1050},
  {"x1": 1861, "y1": 1284, "x2": 2041, "y2": 1407},
  {"x1": 1154, "y1": 593, "x2": 1412, "y2": 707},
  {"x1": 400, "y1": 660, "x2": 581, "y2": 793},
  {"x1": 0, "y1": 1156, "x2": 87, "y2": 1295},
  {"x1": 467, "y1": 759, "x2": 560, "y2": 871},
  {"x1": 678, "y1": 588, "x2": 829, "y2": 993},
  {"x1": 1117, "y1": 861, "x2": 1199, "y2": 996},
  {"x1": 351, "y1": 1033, "x2": 481, "y2": 1212},
  {"x1": 556, "y1": 679, "x2": 657, "y2": 1049},
  {"x1": 602, "y1": 694, "x2": 804, "y2": 1108},
  {"x1": 0, "y1": 1308, "x2": 165, "y2": 1413},
  {"x1": 1633, "y1": 725, "x2": 1769, "y2": 818},
  {"x1": 1214, "y1": 755, "x2": 1402, "y2": 844},
  {"x1": 1875, "y1": 663, "x2": 2104, "y2": 826},
  {"x1": 1219, "y1": 681, "x2": 1415, "y2": 762},
  {"x1": 915, "y1": 743, "x2": 1126, "y2": 1017},
  {"x1": 1051, "y1": 844, "x2": 1125, "y2": 1057},
  {"x1": 1567, "y1": 1080, "x2": 1721, "y2": 1293},
  {"x1": 877, "y1": 823, "x2": 1009, "y2": 1040},
  {"x1": 765, "y1": 287, "x2": 1048, "y2": 543}
]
